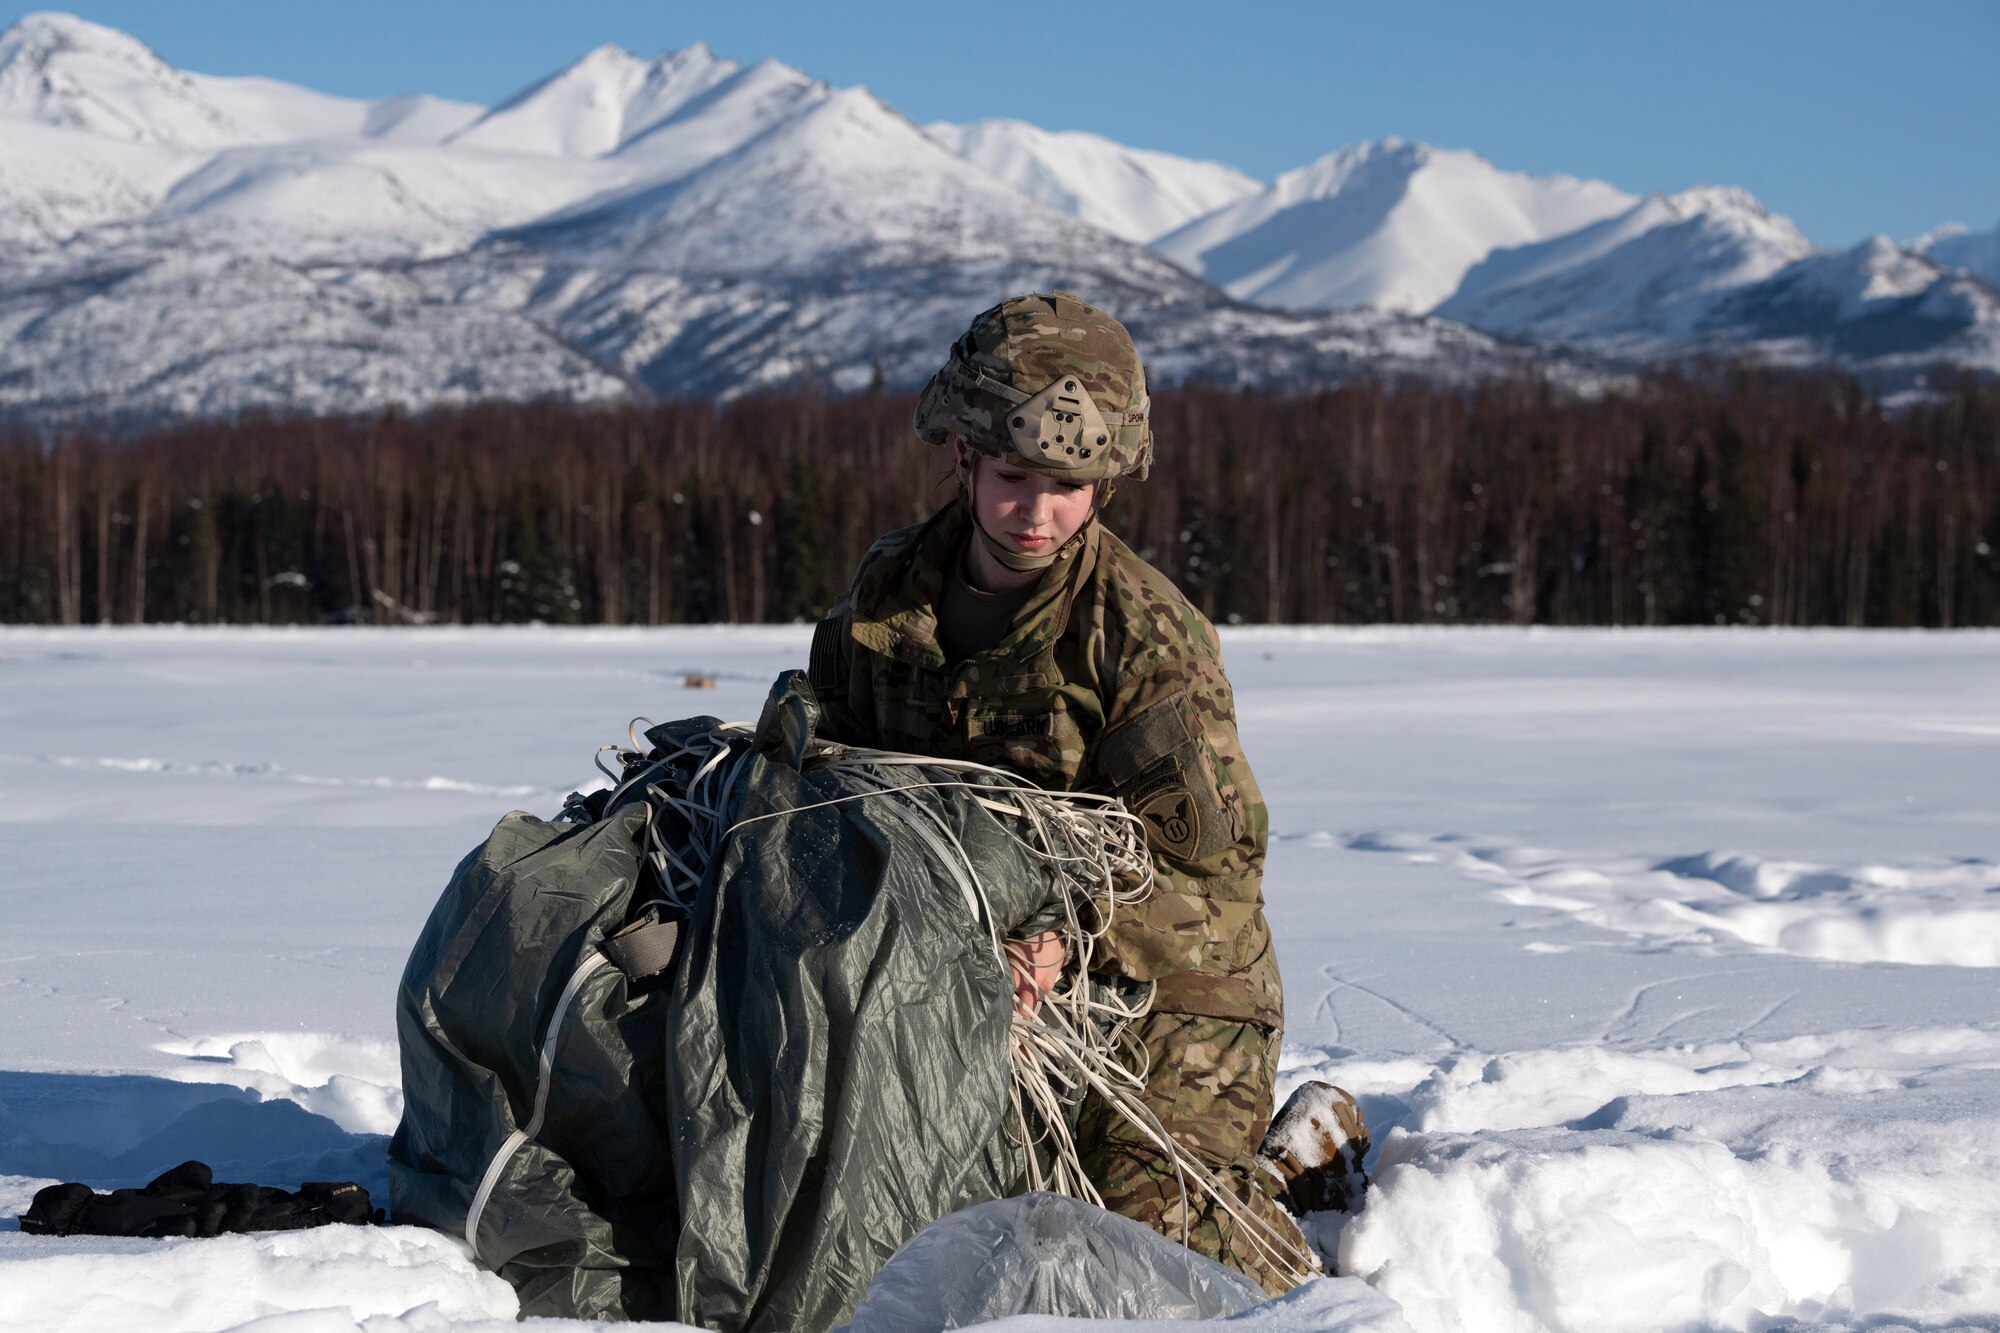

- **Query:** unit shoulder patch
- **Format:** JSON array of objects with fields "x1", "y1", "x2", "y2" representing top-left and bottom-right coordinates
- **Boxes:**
[{"x1": 1135, "y1": 783, "x2": 1200, "y2": 860}]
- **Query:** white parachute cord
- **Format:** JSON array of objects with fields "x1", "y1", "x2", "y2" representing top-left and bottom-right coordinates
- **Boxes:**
[
  {"x1": 597, "y1": 716, "x2": 667, "y2": 792},
  {"x1": 593, "y1": 744, "x2": 626, "y2": 786},
  {"x1": 774, "y1": 762, "x2": 1092, "y2": 1201},
  {"x1": 1009, "y1": 1007, "x2": 1319, "y2": 1286},
  {"x1": 817, "y1": 761, "x2": 1184, "y2": 1226}
]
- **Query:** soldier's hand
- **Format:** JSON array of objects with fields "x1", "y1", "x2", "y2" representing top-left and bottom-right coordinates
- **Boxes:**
[{"x1": 1004, "y1": 930, "x2": 1066, "y2": 1017}]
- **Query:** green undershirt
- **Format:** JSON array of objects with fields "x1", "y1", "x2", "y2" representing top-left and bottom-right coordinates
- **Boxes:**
[{"x1": 937, "y1": 546, "x2": 1039, "y2": 667}]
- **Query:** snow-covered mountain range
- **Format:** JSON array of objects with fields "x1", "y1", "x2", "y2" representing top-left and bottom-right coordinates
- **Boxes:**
[
  {"x1": 1152, "y1": 139, "x2": 1638, "y2": 314},
  {"x1": 0, "y1": 10, "x2": 1993, "y2": 425},
  {"x1": 1437, "y1": 186, "x2": 1817, "y2": 342}
]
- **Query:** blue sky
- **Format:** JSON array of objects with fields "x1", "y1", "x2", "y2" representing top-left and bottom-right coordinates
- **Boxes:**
[{"x1": 9, "y1": 1, "x2": 1998, "y2": 247}]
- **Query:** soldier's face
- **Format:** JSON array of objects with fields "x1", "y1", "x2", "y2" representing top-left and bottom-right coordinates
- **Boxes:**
[{"x1": 964, "y1": 452, "x2": 1098, "y2": 558}]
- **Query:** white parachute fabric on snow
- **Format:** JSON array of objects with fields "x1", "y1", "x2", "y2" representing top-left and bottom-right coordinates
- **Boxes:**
[{"x1": 838, "y1": 1192, "x2": 1269, "y2": 1332}]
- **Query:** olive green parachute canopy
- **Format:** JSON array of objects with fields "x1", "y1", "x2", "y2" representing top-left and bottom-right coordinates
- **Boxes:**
[
  {"x1": 390, "y1": 675, "x2": 1079, "y2": 1329},
  {"x1": 915, "y1": 291, "x2": 1153, "y2": 483}
]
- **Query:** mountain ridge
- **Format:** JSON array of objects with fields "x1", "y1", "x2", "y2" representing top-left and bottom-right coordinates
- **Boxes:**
[
  {"x1": 0, "y1": 10, "x2": 1991, "y2": 425},
  {"x1": 924, "y1": 118, "x2": 1260, "y2": 244},
  {"x1": 1152, "y1": 138, "x2": 1638, "y2": 313}
]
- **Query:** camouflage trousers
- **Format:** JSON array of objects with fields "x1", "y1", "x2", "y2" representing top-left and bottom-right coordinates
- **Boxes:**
[{"x1": 1074, "y1": 1011, "x2": 1310, "y2": 1297}]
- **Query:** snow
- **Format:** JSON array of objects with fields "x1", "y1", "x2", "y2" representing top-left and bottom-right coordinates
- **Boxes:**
[
  {"x1": 606, "y1": 58, "x2": 827, "y2": 177},
  {"x1": 4, "y1": 625, "x2": 2000, "y2": 1332},
  {"x1": 147, "y1": 140, "x2": 628, "y2": 256},
  {"x1": 0, "y1": 1225, "x2": 520, "y2": 1332},
  {"x1": 1439, "y1": 186, "x2": 1815, "y2": 340},
  {"x1": 445, "y1": 43, "x2": 737, "y2": 159},
  {"x1": 0, "y1": 245, "x2": 631, "y2": 424},
  {"x1": 358, "y1": 96, "x2": 483, "y2": 146},
  {"x1": 1915, "y1": 220, "x2": 2000, "y2": 287},
  {"x1": 0, "y1": 11, "x2": 402, "y2": 150},
  {"x1": 2, "y1": 15, "x2": 1519, "y2": 419},
  {"x1": 0, "y1": 114, "x2": 199, "y2": 246},
  {"x1": 1151, "y1": 139, "x2": 1636, "y2": 313},
  {"x1": 926, "y1": 119, "x2": 1262, "y2": 244},
  {"x1": 2, "y1": 13, "x2": 1994, "y2": 417},
  {"x1": 1354, "y1": 835, "x2": 2000, "y2": 967},
  {"x1": 1699, "y1": 236, "x2": 2000, "y2": 379}
]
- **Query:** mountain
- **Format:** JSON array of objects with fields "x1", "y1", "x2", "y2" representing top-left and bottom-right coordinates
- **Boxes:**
[
  {"x1": 0, "y1": 19, "x2": 1536, "y2": 424},
  {"x1": 1703, "y1": 236, "x2": 2000, "y2": 375},
  {"x1": 446, "y1": 42, "x2": 734, "y2": 157},
  {"x1": 0, "y1": 114, "x2": 196, "y2": 245},
  {"x1": 925, "y1": 119, "x2": 1260, "y2": 244},
  {"x1": 0, "y1": 11, "x2": 488, "y2": 250},
  {"x1": 1437, "y1": 191, "x2": 2000, "y2": 385},
  {"x1": 1437, "y1": 186, "x2": 1814, "y2": 344},
  {"x1": 372, "y1": 86, "x2": 1538, "y2": 401},
  {"x1": 0, "y1": 244, "x2": 631, "y2": 423},
  {"x1": 1152, "y1": 138, "x2": 1636, "y2": 313},
  {"x1": 0, "y1": 10, "x2": 344, "y2": 147},
  {"x1": 138, "y1": 140, "x2": 621, "y2": 259},
  {"x1": 0, "y1": 11, "x2": 1990, "y2": 426},
  {"x1": 0, "y1": 11, "x2": 475, "y2": 148},
  {"x1": 1913, "y1": 222, "x2": 2000, "y2": 288}
]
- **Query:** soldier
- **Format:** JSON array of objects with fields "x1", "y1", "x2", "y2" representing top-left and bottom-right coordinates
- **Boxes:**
[{"x1": 807, "y1": 291, "x2": 1365, "y2": 1294}]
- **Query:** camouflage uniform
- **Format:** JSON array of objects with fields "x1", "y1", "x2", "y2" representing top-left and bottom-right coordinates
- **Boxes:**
[{"x1": 807, "y1": 499, "x2": 1305, "y2": 1295}]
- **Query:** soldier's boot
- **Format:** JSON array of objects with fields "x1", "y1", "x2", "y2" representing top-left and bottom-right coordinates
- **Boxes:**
[{"x1": 1256, "y1": 1081, "x2": 1370, "y2": 1216}]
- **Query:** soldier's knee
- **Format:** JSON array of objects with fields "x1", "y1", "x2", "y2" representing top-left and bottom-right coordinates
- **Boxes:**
[{"x1": 1080, "y1": 1144, "x2": 1311, "y2": 1298}]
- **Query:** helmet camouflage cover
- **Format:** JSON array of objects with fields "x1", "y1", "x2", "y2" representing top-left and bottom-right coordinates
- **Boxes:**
[{"x1": 914, "y1": 291, "x2": 1153, "y2": 482}]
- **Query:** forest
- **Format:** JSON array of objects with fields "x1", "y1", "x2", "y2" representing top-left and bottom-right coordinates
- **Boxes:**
[{"x1": 2, "y1": 367, "x2": 1994, "y2": 628}]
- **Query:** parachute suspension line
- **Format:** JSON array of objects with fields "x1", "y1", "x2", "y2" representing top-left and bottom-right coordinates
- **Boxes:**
[
  {"x1": 813, "y1": 758, "x2": 1165, "y2": 1225},
  {"x1": 584, "y1": 727, "x2": 1318, "y2": 1286},
  {"x1": 601, "y1": 721, "x2": 760, "y2": 915}
]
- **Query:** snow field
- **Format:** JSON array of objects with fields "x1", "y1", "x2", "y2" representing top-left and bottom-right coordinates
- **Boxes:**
[
  {"x1": 4, "y1": 626, "x2": 2000, "y2": 1332},
  {"x1": 1298, "y1": 1039, "x2": 2000, "y2": 1331},
  {"x1": 0, "y1": 1223, "x2": 519, "y2": 1333},
  {"x1": 1351, "y1": 831, "x2": 2000, "y2": 968},
  {"x1": 155, "y1": 1033, "x2": 405, "y2": 1136}
]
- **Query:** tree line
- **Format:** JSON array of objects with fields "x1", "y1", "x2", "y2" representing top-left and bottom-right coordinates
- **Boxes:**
[{"x1": 2, "y1": 367, "x2": 1995, "y2": 628}]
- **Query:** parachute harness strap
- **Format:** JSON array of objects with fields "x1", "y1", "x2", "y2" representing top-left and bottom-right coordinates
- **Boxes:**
[{"x1": 585, "y1": 724, "x2": 1320, "y2": 1289}]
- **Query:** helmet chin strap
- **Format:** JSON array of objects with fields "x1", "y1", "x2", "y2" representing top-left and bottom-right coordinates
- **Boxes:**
[
  {"x1": 961, "y1": 459, "x2": 1079, "y2": 575},
  {"x1": 976, "y1": 520, "x2": 1067, "y2": 574}
]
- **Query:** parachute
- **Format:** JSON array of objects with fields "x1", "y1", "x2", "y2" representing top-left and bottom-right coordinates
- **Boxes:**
[
  {"x1": 389, "y1": 672, "x2": 1173, "y2": 1328},
  {"x1": 838, "y1": 1192, "x2": 1267, "y2": 1332}
]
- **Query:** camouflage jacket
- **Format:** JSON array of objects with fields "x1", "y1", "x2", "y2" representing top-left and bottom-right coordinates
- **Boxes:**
[{"x1": 808, "y1": 501, "x2": 1281, "y2": 1030}]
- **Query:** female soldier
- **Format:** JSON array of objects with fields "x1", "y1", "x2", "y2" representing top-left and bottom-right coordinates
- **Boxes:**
[{"x1": 806, "y1": 292, "x2": 1359, "y2": 1294}]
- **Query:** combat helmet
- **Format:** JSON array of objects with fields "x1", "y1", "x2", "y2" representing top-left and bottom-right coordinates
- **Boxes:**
[{"x1": 914, "y1": 291, "x2": 1152, "y2": 482}]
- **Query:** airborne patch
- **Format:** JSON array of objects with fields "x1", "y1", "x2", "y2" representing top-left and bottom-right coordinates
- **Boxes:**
[{"x1": 1135, "y1": 785, "x2": 1200, "y2": 859}]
